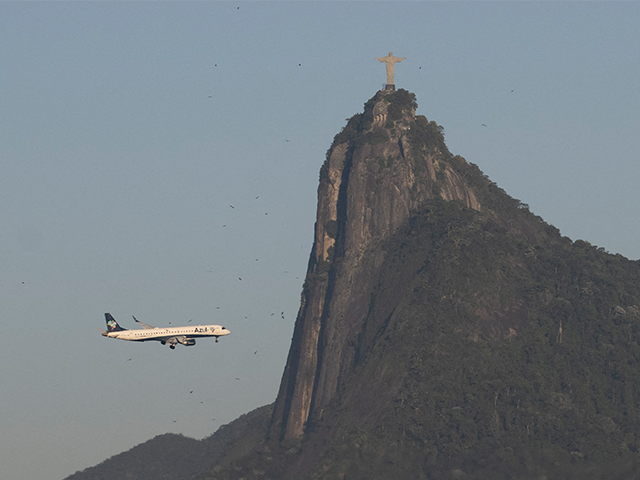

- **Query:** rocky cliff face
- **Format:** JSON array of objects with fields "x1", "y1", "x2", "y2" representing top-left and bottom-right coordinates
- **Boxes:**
[
  {"x1": 71, "y1": 89, "x2": 640, "y2": 480},
  {"x1": 269, "y1": 90, "x2": 480, "y2": 441}
]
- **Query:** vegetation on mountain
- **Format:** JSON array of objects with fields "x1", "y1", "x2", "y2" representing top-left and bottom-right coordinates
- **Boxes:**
[
  {"x1": 321, "y1": 88, "x2": 419, "y2": 182},
  {"x1": 299, "y1": 197, "x2": 640, "y2": 479},
  {"x1": 201, "y1": 91, "x2": 640, "y2": 479},
  {"x1": 202, "y1": 196, "x2": 640, "y2": 479},
  {"x1": 385, "y1": 89, "x2": 417, "y2": 124},
  {"x1": 65, "y1": 433, "x2": 207, "y2": 480},
  {"x1": 65, "y1": 405, "x2": 272, "y2": 480},
  {"x1": 74, "y1": 89, "x2": 640, "y2": 480}
]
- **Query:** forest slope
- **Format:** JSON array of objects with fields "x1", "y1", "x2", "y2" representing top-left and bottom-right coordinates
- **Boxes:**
[
  {"x1": 64, "y1": 405, "x2": 272, "y2": 480},
  {"x1": 69, "y1": 90, "x2": 640, "y2": 480},
  {"x1": 201, "y1": 90, "x2": 640, "y2": 479}
]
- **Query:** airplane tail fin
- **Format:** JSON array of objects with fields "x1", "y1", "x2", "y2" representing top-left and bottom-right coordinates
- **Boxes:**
[{"x1": 105, "y1": 313, "x2": 126, "y2": 332}]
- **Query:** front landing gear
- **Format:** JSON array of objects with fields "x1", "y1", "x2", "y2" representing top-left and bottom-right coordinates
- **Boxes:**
[{"x1": 170, "y1": 345, "x2": 176, "y2": 350}]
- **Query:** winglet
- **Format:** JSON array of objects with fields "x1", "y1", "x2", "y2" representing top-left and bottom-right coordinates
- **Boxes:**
[{"x1": 132, "y1": 315, "x2": 156, "y2": 330}]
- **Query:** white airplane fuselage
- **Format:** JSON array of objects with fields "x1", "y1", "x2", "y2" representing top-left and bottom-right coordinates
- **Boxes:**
[
  {"x1": 106, "y1": 325, "x2": 229, "y2": 342},
  {"x1": 102, "y1": 313, "x2": 230, "y2": 349}
]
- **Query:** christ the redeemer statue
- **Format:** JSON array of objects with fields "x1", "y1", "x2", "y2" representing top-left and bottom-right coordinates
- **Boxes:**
[{"x1": 375, "y1": 52, "x2": 406, "y2": 86}]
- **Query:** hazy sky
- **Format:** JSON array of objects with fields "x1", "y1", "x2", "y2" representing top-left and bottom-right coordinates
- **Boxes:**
[{"x1": 2, "y1": 2, "x2": 639, "y2": 479}]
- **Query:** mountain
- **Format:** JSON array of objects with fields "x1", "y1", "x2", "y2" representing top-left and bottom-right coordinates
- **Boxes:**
[
  {"x1": 269, "y1": 89, "x2": 480, "y2": 443},
  {"x1": 64, "y1": 404, "x2": 272, "y2": 480},
  {"x1": 70, "y1": 89, "x2": 640, "y2": 479},
  {"x1": 197, "y1": 90, "x2": 640, "y2": 479}
]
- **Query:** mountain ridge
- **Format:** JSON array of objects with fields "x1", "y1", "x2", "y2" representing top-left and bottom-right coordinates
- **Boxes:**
[
  {"x1": 68, "y1": 89, "x2": 640, "y2": 480},
  {"x1": 217, "y1": 89, "x2": 640, "y2": 479},
  {"x1": 64, "y1": 405, "x2": 273, "y2": 480}
]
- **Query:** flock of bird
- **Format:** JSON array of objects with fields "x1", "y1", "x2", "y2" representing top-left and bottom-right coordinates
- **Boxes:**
[
  {"x1": 108, "y1": 26, "x2": 521, "y2": 430},
  {"x1": 120, "y1": 190, "x2": 299, "y2": 429}
]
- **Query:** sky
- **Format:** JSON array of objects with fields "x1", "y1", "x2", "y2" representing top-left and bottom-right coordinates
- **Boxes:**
[{"x1": 1, "y1": 2, "x2": 639, "y2": 479}]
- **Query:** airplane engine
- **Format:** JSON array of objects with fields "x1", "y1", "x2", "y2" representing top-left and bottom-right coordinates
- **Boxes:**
[{"x1": 176, "y1": 336, "x2": 196, "y2": 346}]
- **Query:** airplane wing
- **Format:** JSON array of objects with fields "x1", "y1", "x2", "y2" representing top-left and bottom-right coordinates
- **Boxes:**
[{"x1": 132, "y1": 315, "x2": 156, "y2": 329}]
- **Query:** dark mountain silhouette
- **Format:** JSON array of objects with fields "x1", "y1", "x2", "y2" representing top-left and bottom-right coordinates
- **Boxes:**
[
  {"x1": 70, "y1": 90, "x2": 640, "y2": 479},
  {"x1": 64, "y1": 405, "x2": 272, "y2": 480},
  {"x1": 199, "y1": 90, "x2": 640, "y2": 479}
]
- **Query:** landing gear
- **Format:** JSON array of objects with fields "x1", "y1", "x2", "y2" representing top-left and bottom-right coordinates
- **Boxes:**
[
  {"x1": 170, "y1": 345, "x2": 176, "y2": 350},
  {"x1": 215, "y1": 337, "x2": 219, "y2": 343}
]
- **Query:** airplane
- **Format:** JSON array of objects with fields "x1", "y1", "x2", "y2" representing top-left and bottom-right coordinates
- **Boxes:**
[{"x1": 100, "y1": 313, "x2": 230, "y2": 349}]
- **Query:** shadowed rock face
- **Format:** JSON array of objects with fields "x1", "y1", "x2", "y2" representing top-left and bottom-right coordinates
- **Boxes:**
[
  {"x1": 269, "y1": 90, "x2": 480, "y2": 441},
  {"x1": 71, "y1": 87, "x2": 640, "y2": 480}
]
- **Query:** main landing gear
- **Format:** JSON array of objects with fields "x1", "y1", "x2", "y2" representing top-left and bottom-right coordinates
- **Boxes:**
[{"x1": 170, "y1": 345, "x2": 176, "y2": 350}]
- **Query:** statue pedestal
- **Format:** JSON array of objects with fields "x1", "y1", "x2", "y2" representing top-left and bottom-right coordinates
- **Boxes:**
[{"x1": 384, "y1": 84, "x2": 396, "y2": 91}]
